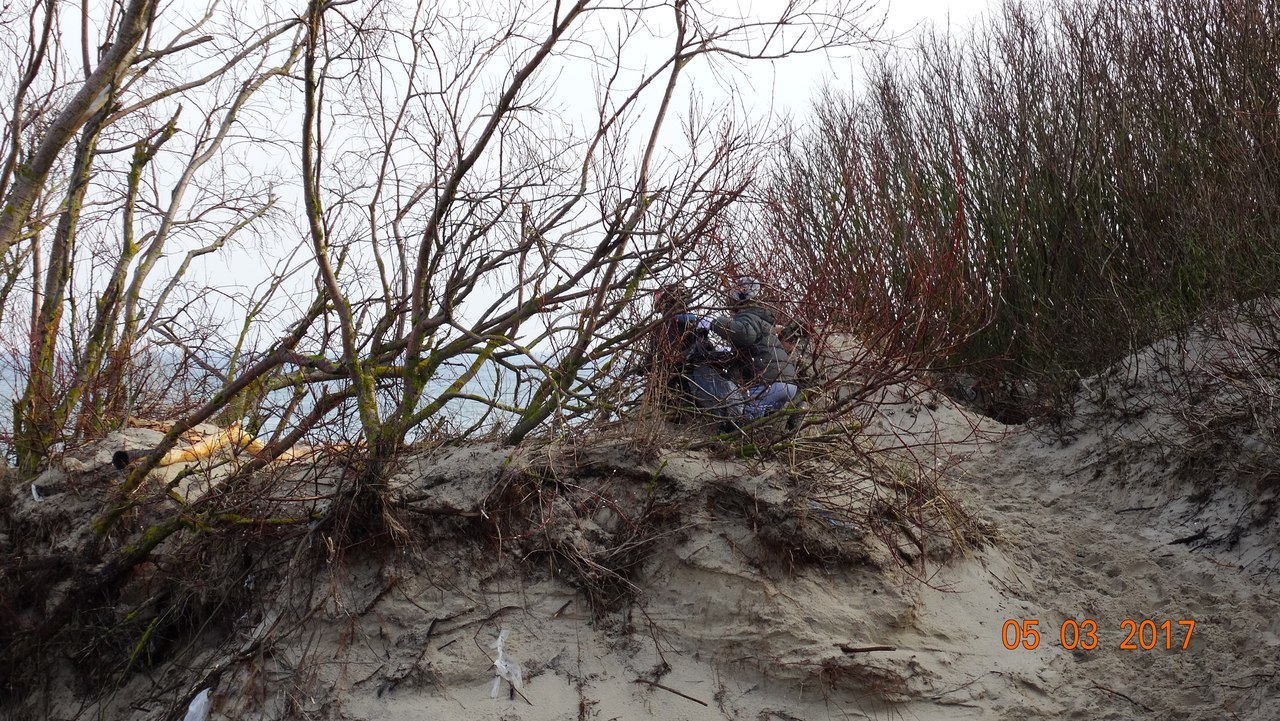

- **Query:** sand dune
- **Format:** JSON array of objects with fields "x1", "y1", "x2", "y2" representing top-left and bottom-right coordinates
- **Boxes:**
[{"x1": 3, "y1": 324, "x2": 1278, "y2": 721}]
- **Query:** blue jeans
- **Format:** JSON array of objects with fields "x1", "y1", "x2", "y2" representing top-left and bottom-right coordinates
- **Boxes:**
[
  {"x1": 743, "y1": 382, "x2": 798, "y2": 419},
  {"x1": 684, "y1": 364, "x2": 747, "y2": 420}
]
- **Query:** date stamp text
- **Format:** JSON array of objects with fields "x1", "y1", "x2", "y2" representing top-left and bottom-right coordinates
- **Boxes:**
[{"x1": 1001, "y1": 619, "x2": 1196, "y2": 651}]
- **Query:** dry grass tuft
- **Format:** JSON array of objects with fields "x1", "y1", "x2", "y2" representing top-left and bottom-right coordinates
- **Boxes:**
[{"x1": 480, "y1": 443, "x2": 686, "y2": 613}]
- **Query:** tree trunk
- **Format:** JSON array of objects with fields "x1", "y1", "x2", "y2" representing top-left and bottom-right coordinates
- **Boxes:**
[
  {"x1": 0, "y1": 0, "x2": 156, "y2": 261},
  {"x1": 14, "y1": 107, "x2": 107, "y2": 474}
]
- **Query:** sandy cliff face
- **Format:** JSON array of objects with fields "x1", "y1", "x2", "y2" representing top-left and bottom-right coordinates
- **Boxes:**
[{"x1": 2, "y1": 323, "x2": 1278, "y2": 721}]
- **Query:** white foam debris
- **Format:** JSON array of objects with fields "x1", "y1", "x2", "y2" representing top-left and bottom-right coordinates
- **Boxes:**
[
  {"x1": 182, "y1": 688, "x2": 211, "y2": 721},
  {"x1": 489, "y1": 628, "x2": 523, "y2": 699}
]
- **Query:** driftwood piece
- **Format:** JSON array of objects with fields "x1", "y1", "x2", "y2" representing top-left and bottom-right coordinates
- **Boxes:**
[
  {"x1": 632, "y1": 678, "x2": 708, "y2": 707},
  {"x1": 112, "y1": 423, "x2": 365, "y2": 470},
  {"x1": 836, "y1": 643, "x2": 896, "y2": 654}
]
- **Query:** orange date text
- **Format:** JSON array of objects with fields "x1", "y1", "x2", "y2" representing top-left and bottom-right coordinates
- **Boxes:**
[{"x1": 1001, "y1": 618, "x2": 1195, "y2": 651}]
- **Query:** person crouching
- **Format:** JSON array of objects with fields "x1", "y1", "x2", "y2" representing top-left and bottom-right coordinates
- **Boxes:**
[{"x1": 711, "y1": 276, "x2": 799, "y2": 420}]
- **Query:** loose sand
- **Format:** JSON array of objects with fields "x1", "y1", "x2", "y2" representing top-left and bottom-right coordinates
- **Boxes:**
[{"x1": 4, "y1": 325, "x2": 1278, "y2": 721}]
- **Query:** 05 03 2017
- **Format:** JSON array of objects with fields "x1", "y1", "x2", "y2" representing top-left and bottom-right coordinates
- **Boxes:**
[{"x1": 1001, "y1": 618, "x2": 1196, "y2": 651}]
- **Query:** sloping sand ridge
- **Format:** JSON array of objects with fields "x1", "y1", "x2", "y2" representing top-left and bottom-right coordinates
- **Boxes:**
[{"x1": 2, "y1": 324, "x2": 1278, "y2": 720}]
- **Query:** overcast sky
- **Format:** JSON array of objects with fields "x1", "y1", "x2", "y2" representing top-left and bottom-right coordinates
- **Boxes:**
[
  {"x1": 53, "y1": 0, "x2": 1010, "y2": 347},
  {"x1": 176, "y1": 0, "x2": 1004, "y2": 338},
  {"x1": 749, "y1": 0, "x2": 992, "y2": 117},
  {"x1": 648, "y1": 0, "x2": 996, "y2": 130},
  {"x1": 0, "y1": 0, "x2": 1009, "y2": 429}
]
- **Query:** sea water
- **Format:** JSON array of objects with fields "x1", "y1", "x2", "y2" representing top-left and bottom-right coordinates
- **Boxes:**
[{"x1": 0, "y1": 352, "x2": 543, "y2": 464}]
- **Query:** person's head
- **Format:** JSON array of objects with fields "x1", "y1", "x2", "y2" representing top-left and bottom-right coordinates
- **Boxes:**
[
  {"x1": 728, "y1": 276, "x2": 761, "y2": 306},
  {"x1": 654, "y1": 284, "x2": 693, "y2": 316}
]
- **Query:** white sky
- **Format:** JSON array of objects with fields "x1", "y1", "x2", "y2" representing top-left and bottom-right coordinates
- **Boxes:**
[
  {"x1": 733, "y1": 0, "x2": 992, "y2": 119},
  {"x1": 179, "y1": 0, "x2": 1000, "y2": 341},
  {"x1": 48, "y1": 0, "x2": 1003, "y2": 350},
  {"x1": 0, "y1": 0, "x2": 1004, "y2": 428}
]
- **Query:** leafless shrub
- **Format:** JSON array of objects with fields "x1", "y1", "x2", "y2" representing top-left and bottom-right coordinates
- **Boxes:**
[
  {"x1": 0, "y1": 4, "x2": 895, "y2": 711},
  {"x1": 766, "y1": 0, "x2": 1280, "y2": 421},
  {"x1": 478, "y1": 442, "x2": 685, "y2": 612},
  {"x1": 811, "y1": 654, "x2": 911, "y2": 702}
]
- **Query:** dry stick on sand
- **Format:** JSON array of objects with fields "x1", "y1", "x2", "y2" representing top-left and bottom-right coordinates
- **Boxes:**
[
  {"x1": 1091, "y1": 683, "x2": 1155, "y2": 713},
  {"x1": 632, "y1": 678, "x2": 708, "y2": 707},
  {"x1": 1169, "y1": 528, "x2": 1208, "y2": 546},
  {"x1": 835, "y1": 643, "x2": 896, "y2": 654},
  {"x1": 503, "y1": 682, "x2": 533, "y2": 706}
]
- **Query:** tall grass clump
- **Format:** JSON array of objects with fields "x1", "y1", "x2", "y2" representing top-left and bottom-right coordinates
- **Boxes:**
[{"x1": 765, "y1": 0, "x2": 1280, "y2": 419}]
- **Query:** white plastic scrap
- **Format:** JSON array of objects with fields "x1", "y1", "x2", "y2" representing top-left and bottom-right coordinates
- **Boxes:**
[
  {"x1": 489, "y1": 628, "x2": 523, "y2": 699},
  {"x1": 182, "y1": 688, "x2": 211, "y2": 721},
  {"x1": 30, "y1": 484, "x2": 43, "y2": 503}
]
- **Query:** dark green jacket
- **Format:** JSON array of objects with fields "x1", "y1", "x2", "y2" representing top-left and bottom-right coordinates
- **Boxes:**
[{"x1": 711, "y1": 304, "x2": 797, "y2": 384}]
